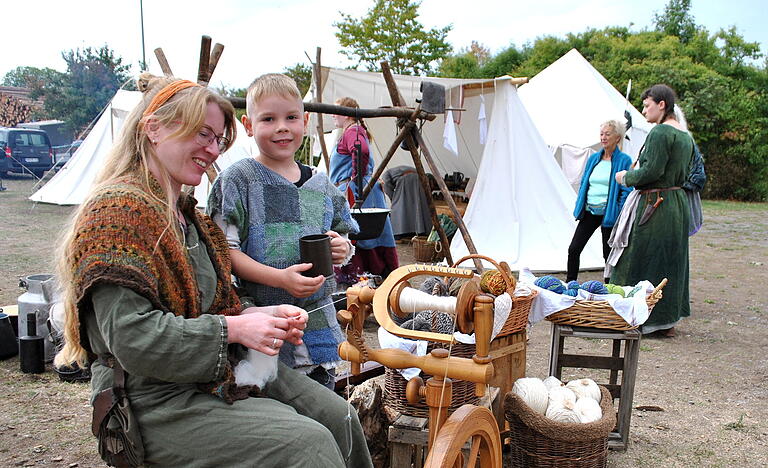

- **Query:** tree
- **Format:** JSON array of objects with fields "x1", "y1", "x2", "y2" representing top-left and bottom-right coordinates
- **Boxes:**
[
  {"x1": 334, "y1": 0, "x2": 452, "y2": 75},
  {"x1": 38, "y1": 45, "x2": 133, "y2": 133},
  {"x1": 2, "y1": 66, "x2": 65, "y2": 96},
  {"x1": 654, "y1": 0, "x2": 697, "y2": 44},
  {"x1": 283, "y1": 63, "x2": 312, "y2": 97}
]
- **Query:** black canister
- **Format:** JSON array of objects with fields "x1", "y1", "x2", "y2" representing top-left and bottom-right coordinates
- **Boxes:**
[
  {"x1": 0, "y1": 312, "x2": 18, "y2": 359},
  {"x1": 19, "y1": 312, "x2": 45, "y2": 373}
]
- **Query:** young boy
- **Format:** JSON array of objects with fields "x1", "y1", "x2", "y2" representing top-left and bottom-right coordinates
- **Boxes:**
[{"x1": 208, "y1": 74, "x2": 358, "y2": 389}]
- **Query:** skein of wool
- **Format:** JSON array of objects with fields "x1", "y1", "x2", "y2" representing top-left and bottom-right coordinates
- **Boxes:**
[
  {"x1": 564, "y1": 280, "x2": 580, "y2": 296},
  {"x1": 480, "y1": 269, "x2": 507, "y2": 295},
  {"x1": 534, "y1": 275, "x2": 565, "y2": 294},
  {"x1": 605, "y1": 284, "x2": 626, "y2": 297},
  {"x1": 545, "y1": 399, "x2": 581, "y2": 423},
  {"x1": 566, "y1": 378, "x2": 602, "y2": 403},
  {"x1": 575, "y1": 396, "x2": 603, "y2": 423},
  {"x1": 512, "y1": 377, "x2": 549, "y2": 415},
  {"x1": 542, "y1": 375, "x2": 563, "y2": 391},
  {"x1": 579, "y1": 280, "x2": 609, "y2": 295},
  {"x1": 548, "y1": 385, "x2": 577, "y2": 408}
]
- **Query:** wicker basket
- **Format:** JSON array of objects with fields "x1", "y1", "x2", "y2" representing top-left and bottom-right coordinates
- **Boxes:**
[
  {"x1": 412, "y1": 236, "x2": 442, "y2": 263},
  {"x1": 451, "y1": 254, "x2": 536, "y2": 337},
  {"x1": 383, "y1": 342, "x2": 479, "y2": 418},
  {"x1": 504, "y1": 385, "x2": 616, "y2": 468},
  {"x1": 545, "y1": 278, "x2": 668, "y2": 331}
]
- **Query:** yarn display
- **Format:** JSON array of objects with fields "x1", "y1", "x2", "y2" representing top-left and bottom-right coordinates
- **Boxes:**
[
  {"x1": 579, "y1": 280, "x2": 609, "y2": 295},
  {"x1": 511, "y1": 377, "x2": 549, "y2": 415},
  {"x1": 480, "y1": 269, "x2": 507, "y2": 295},
  {"x1": 534, "y1": 275, "x2": 566, "y2": 294},
  {"x1": 566, "y1": 378, "x2": 602, "y2": 403}
]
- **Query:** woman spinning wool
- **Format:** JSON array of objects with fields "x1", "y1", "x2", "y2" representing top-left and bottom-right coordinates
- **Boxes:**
[
  {"x1": 613, "y1": 84, "x2": 694, "y2": 337},
  {"x1": 330, "y1": 97, "x2": 398, "y2": 281},
  {"x1": 567, "y1": 120, "x2": 633, "y2": 282},
  {"x1": 53, "y1": 74, "x2": 371, "y2": 467}
]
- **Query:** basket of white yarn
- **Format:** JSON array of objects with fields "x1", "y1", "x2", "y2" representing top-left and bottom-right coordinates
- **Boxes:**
[{"x1": 504, "y1": 381, "x2": 616, "y2": 468}]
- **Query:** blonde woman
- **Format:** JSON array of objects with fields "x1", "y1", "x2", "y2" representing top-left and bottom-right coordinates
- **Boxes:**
[{"x1": 54, "y1": 74, "x2": 371, "y2": 467}]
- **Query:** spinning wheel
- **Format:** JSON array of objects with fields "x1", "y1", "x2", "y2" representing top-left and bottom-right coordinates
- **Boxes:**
[
  {"x1": 424, "y1": 405, "x2": 502, "y2": 468},
  {"x1": 338, "y1": 263, "x2": 518, "y2": 468}
]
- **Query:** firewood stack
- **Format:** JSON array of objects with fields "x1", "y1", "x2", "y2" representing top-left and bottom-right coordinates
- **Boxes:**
[{"x1": 0, "y1": 93, "x2": 33, "y2": 127}]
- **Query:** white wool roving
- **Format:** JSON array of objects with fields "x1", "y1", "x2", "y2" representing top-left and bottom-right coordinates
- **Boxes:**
[
  {"x1": 548, "y1": 385, "x2": 577, "y2": 408},
  {"x1": 234, "y1": 349, "x2": 279, "y2": 388},
  {"x1": 575, "y1": 397, "x2": 603, "y2": 423},
  {"x1": 512, "y1": 377, "x2": 549, "y2": 415},
  {"x1": 566, "y1": 378, "x2": 601, "y2": 403},
  {"x1": 543, "y1": 375, "x2": 563, "y2": 391},
  {"x1": 545, "y1": 399, "x2": 581, "y2": 423}
]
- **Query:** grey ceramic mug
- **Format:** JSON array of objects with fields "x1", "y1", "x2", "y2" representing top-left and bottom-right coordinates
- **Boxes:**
[{"x1": 299, "y1": 234, "x2": 334, "y2": 278}]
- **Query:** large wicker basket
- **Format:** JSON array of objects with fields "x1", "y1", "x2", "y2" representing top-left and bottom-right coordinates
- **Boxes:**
[
  {"x1": 504, "y1": 385, "x2": 616, "y2": 468},
  {"x1": 412, "y1": 236, "x2": 443, "y2": 263},
  {"x1": 545, "y1": 278, "x2": 668, "y2": 331},
  {"x1": 383, "y1": 342, "x2": 479, "y2": 418},
  {"x1": 451, "y1": 254, "x2": 537, "y2": 337}
]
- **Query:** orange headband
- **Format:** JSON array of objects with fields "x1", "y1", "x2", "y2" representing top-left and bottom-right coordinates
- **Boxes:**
[{"x1": 142, "y1": 80, "x2": 201, "y2": 117}]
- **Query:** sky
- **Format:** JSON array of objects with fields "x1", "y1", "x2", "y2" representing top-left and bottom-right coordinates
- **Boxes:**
[{"x1": 1, "y1": 0, "x2": 765, "y2": 90}]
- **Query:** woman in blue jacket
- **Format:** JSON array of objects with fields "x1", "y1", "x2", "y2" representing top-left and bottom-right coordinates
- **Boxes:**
[{"x1": 567, "y1": 120, "x2": 633, "y2": 282}]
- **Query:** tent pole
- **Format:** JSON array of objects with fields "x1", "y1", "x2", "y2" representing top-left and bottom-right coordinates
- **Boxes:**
[{"x1": 313, "y1": 48, "x2": 331, "y2": 172}]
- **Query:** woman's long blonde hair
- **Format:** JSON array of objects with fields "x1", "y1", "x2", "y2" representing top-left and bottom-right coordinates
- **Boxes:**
[{"x1": 54, "y1": 73, "x2": 236, "y2": 367}]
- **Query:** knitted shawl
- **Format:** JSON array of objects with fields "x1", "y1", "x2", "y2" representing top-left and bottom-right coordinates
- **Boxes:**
[
  {"x1": 71, "y1": 174, "x2": 252, "y2": 403},
  {"x1": 208, "y1": 159, "x2": 357, "y2": 367}
]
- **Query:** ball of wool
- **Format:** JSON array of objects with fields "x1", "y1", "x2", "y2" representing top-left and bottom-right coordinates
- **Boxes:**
[
  {"x1": 548, "y1": 385, "x2": 577, "y2": 408},
  {"x1": 574, "y1": 396, "x2": 603, "y2": 423},
  {"x1": 480, "y1": 269, "x2": 507, "y2": 295},
  {"x1": 563, "y1": 288, "x2": 579, "y2": 297},
  {"x1": 545, "y1": 399, "x2": 581, "y2": 423},
  {"x1": 579, "y1": 280, "x2": 609, "y2": 295},
  {"x1": 566, "y1": 378, "x2": 602, "y2": 403},
  {"x1": 542, "y1": 375, "x2": 563, "y2": 391},
  {"x1": 566, "y1": 280, "x2": 580, "y2": 290},
  {"x1": 512, "y1": 377, "x2": 549, "y2": 415},
  {"x1": 605, "y1": 284, "x2": 626, "y2": 297},
  {"x1": 534, "y1": 275, "x2": 565, "y2": 294}
]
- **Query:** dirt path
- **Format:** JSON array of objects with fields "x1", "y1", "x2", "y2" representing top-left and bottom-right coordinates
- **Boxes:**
[{"x1": 0, "y1": 175, "x2": 766, "y2": 467}]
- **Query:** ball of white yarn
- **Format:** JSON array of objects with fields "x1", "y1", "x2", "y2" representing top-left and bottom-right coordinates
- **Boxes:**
[
  {"x1": 548, "y1": 385, "x2": 577, "y2": 409},
  {"x1": 574, "y1": 396, "x2": 603, "y2": 423},
  {"x1": 542, "y1": 375, "x2": 563, "y2": 391},
  {"x1": 545, "y1": 399, "x2": 581, "y2": 423},
  {"x1": 566, "y1": 378, "x2": 601, "y2": 403},
  {"x1": 512, "y1": 377, "x2": 549, "y2": 415}
]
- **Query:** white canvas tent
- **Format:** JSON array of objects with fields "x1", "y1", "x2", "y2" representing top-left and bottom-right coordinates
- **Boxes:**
[
  {"x1": 309, "y1": 68, "x2": 603, "y2": 271},
  {"x1": 30, "y1": 89, "x2": 253, "y2": 207},
  {"x1": 517, "y1": 49, "x2": 652, "y2": 192}
]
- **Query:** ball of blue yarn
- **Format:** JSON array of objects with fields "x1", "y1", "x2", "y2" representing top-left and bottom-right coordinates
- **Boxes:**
[
  {"x1": 535, "y1": 275, "x2": 565, "y2": 294},
  {"x1": 563, "y1": 288, "x2": 579, "y2": 297},
  {"x1": 579, "y1": 280, "x2": 609, "y2": 294},
  {"x1": 566, "y1": 281, "x2": 580, "y2": 290}
]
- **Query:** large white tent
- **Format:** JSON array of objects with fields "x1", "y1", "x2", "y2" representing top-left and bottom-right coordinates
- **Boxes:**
[
  {"x1": 517, "y1": 49, "x2": 652, "y2": 192},
  {"x1": 29, "y1": 89, "x2": 253, "y2": 207},
  {"x1": 309, "y1": 68, "x2": 604, "y2": 271}
]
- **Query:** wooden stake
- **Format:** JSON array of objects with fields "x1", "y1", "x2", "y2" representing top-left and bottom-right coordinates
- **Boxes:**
[
  {"x1": 208, "y1": 43, "x2": 225, "y2": 81},
  {"x1": 197, "y1": 36, "x2": 212, "y2": 85},
  {"x1": 154, "y1": 48, "x2": 173, "y2": 76},
  {"x1": 313, "y1": 48, "x2": 331, "y2": 171}
]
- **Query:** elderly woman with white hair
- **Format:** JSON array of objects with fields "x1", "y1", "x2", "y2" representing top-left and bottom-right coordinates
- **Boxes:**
[{"x1": 567, "y1": 119, "x2": 633, "y2": 282}]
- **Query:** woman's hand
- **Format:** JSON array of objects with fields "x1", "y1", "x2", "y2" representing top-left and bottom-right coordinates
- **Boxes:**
[
  {"x1": 326, "y1": 230, "x2": 350, "y2": 264},
  {"x1": 615, "y1": 170, "x2": 627, "y2": 185},
  {"x1": 279, "y1": 264, "x2": 324, "y2": 298},
  {"x1": 226, "y1": 305, "x2": 307, "y2": 355}
]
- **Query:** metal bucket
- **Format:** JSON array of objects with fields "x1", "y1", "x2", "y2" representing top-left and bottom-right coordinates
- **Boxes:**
[{"x1": 18, "y1": 274, "x2": 57, "y2": 362}]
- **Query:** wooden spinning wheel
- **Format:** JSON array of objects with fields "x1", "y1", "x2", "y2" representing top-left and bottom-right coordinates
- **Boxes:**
[
  {"x1": 424, "y1": 405, "x2": 502, "y2": 468},
  {"x1": 338, "y1": 263, "x2": 519, "y2": 468}
]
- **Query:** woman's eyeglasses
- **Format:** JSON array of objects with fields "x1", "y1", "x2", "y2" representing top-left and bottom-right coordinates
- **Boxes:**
[{"x1": 196, "y1": 127, "x2": 230, "y2": 152}]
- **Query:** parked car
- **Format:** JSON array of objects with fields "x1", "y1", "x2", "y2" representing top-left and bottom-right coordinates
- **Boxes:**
[{"x1": 0, "y1": 128, "x2": 53, "y2": 177}]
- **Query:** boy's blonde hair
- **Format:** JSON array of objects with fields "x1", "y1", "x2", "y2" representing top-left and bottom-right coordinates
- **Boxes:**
[{"x1": 246, "y1": 73, "x2": 303, "y2": 116}]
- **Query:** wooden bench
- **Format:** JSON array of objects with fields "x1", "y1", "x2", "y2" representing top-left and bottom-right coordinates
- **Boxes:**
[{"x1": 548, "y1": 324, "x2": 641, "y2": 451}]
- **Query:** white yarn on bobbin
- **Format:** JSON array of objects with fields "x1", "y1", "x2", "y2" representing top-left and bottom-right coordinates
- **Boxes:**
[{"x1": 398, "y1": 287, "x2": 457, "y2": 315}]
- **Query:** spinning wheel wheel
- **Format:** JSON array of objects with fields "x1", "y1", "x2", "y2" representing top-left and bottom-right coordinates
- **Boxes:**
[{"x1": 424, "y1": 405, "x2": 502, "y2": 468}]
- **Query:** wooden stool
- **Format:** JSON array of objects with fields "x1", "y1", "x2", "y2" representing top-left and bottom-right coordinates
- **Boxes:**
[{"x1": 548, "y1": 324, "x2": 641, "y2": 450}]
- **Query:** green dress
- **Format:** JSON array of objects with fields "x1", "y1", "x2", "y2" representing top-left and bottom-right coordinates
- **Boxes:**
[
  {"x1": 610, "y1": 124, "x2": 693, "y2": 333},
  {"x1": 85, "y1": 218, "x2": 372, "y2": 468}
]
